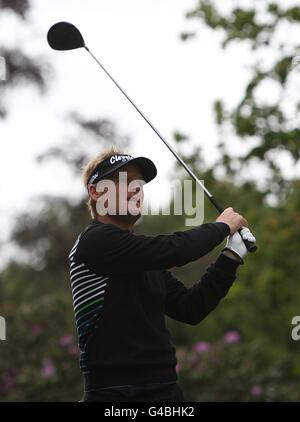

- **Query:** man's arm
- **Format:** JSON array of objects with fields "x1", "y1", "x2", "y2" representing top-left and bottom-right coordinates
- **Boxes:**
[
  {"x1": 164, "y1": 253, "x2": 240, "y2": 325},
  {"x1": 77, "y1": 222, "x2": 230, "y2": 275}
]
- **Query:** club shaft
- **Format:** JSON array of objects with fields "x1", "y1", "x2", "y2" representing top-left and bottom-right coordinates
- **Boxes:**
[
  {"x1": 85, "y1": 46, "x2": 215, "y2": 202},
  {"x1": 84, "y1": 45, "x2": 257, "y2": 252}
]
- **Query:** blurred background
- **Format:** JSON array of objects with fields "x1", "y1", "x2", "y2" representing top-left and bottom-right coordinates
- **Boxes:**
[{"x1": 0, "y1": 0, "x2": 300, "y2": 402}]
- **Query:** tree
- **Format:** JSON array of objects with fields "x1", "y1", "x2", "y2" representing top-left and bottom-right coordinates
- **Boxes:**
[
  {"x1": 0, "y1": 0, "x2": 48, "y2": 117},
  {"x1": 182, "y1": 0, "x2": 300, "y2": 202}
]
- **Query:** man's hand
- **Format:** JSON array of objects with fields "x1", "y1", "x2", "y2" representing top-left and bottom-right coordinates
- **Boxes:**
[
  {"x1": 216, "y1": 207, "x2": 248, "y2": 235},
  {"x1": 222, "y1": 227, "x2": 256, "y2": 264}
]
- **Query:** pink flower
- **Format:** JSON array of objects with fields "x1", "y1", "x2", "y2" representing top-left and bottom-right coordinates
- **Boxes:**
[
  {"x1": 194, "y1": 341, "x2": 210, "y2": 353},
  {"x1": 224, "y1": 331, "x2": 241, "y2": 344},
  {"x1": 3, "y1": 374, "x2": 14, "y2": 390},
  {"x1": 68, "y1": 344, "x2": 79, "y2": 357},
  {"x1": 250, "y1": 384, "x2": 263, "y2": 396},
  {"x1": 176, "y1": 363, "x2": 182, "y2": 374},
  {"x1": 30, "y1": 324, "x2": 42, "y2": 335},
  {"x1": 187, "y1": 354, "x2": 198, "y2": 367},
  {"x1": 41, "y1": 359, "x2": 56, "y2": 378},
  {"x1": 59, "y1": 335, "x2": 74, "y2": 346}
]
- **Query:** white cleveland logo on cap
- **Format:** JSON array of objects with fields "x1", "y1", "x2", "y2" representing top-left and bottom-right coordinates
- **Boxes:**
[{"x1": 110, "y1": 155, "x2": 133, "y2": 165}]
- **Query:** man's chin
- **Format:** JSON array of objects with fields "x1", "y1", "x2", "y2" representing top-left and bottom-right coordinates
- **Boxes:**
[{"x1": 115, "y1": 212, "x2": 142, "y2": 225}]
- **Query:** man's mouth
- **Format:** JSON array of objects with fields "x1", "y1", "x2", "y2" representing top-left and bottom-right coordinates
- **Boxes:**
[{"x1": 128, "y1": 199, "x2": 141, "y2": 206}]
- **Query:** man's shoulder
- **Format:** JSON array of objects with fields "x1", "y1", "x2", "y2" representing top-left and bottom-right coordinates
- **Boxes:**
[
  {"x1": 76, "y1": 220, "x2": 105, "y2": 244},
  {"x1": 68, "y1": 221, "x2": 104, "y2": 261},
  {"x1": 81, "y1": 219, "x2": 104, "y2": 236},
  {"x1": 75, "y1": 220, "x2": 129, "y2": 250}
]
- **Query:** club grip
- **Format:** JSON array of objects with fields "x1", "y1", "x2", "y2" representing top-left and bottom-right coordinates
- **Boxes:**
[
  {"x1": 209, "y1": 196, "x2": 257, "y2": 254},
  {"x1": 239, "y1": 230, "x2": 257, "y2": 253}
]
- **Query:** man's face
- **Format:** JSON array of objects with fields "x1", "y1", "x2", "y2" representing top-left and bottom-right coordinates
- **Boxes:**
[
  {"x1": 108, "y1": 163, "x2": 144, "y2": 216},
  {"x1": 90, "y1": 163, "x2": 145, "y2": 223}
]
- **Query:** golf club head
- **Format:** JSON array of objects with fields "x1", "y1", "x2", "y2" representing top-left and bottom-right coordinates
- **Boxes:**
[{"x1": 47, "y1": 22, "x2": 85, "y2": 51}]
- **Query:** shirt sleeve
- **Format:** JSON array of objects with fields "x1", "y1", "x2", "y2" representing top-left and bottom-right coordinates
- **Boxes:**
[
  {"x1": 164, "y1": 253, "x2": 240, "y2": 325},
  {"x1": 76, "y1": 221, "x2": 230, "y2": 275}
]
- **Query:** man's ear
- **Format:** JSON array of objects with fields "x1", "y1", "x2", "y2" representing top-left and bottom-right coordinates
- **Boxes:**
[{"x1": 88, "y1": 185, "x2": 100, "y2": 201}]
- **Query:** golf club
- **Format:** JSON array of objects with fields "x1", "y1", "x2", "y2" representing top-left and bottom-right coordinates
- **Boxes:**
[{"x1": 47, "y1": 21, "x2": 257, "y2": 253}]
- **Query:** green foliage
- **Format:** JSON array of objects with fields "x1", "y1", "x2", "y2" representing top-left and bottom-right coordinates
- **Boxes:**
[
  {"x1": 0, "y1": 1, "x2": 49, "y2": 118},
  {"x1": 185, "y1": 1, "x2": 276, "y2": 48},
  {"x1": 0, "y1": 0, "x2": 30, "y2": 18},
  {"x1": 0, "y1": 284, "x2": 82, "y2": 401},
  {"x1": 0, "y1": 198, "x2": 89, "y2": 401},
  {"x1": 184, "y1": 0, "x2": 300, "y2": 197},
  {"x1": 177, "y1": 336, "x2": 300, "y2": 401},
  {"x1": 214, "y1": 100, "x2": 225, "y2": 125},
  {"x1": 180, "y1": 32, "x2": 196, "y2": 42}
]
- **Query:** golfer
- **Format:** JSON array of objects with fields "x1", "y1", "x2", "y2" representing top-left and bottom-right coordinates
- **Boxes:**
[{"x1": 69, "y1": 148, "x2": 255, "y2": 402}]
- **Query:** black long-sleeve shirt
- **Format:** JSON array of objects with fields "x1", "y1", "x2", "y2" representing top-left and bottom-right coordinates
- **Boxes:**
[{"x1": 68, "y1": 219, "x2": 240, "y2": 391}]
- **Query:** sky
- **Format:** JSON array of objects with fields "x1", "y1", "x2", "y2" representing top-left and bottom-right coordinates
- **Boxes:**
[{"x1": 0, "y1": 0, "x2": 299, "y2": 259}]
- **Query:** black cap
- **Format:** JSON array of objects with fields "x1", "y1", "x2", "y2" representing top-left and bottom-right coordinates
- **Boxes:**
[{"x1": 87, "y1": 154, "x2": 157, "y2": 187}]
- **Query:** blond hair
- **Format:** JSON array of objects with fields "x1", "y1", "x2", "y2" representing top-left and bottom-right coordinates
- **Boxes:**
[{"x1": 82, "y1": 147, "x2": 125, "y2": 219}]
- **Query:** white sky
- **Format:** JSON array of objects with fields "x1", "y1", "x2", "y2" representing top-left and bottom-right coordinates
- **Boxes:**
[{"x1": 0, "y1": 0, "x2": 299, "y2": 249}]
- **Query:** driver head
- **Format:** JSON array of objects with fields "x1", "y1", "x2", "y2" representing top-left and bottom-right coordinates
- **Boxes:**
[{"x1": 47, "y1": 22, "x2": 85, "y2": 51}]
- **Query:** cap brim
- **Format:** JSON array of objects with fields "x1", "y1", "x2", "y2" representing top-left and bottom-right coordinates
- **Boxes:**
[
  {"x1": 94, "y1": 156, "x2": 157, "y2": 184},
  {"x1": 129, "y1": 157, "x2": 157, "y2": 183}
]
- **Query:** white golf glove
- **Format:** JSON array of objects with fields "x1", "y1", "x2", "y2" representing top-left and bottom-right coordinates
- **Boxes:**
[{"x1": 222, "y1": 227, "x2": 256, "y2": 264}]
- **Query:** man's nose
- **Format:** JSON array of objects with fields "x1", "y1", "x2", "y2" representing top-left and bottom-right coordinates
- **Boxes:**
[{"x1": 127, "y1": 186, "x2": 142, "y2": 199}]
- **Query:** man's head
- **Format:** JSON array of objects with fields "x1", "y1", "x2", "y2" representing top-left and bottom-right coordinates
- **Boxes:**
[{"x1": 82, "y1": 148, "x2": 157, "y2": 227}]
